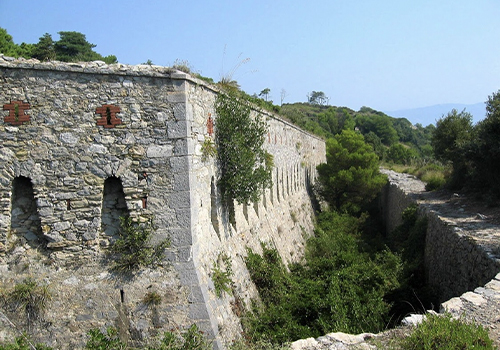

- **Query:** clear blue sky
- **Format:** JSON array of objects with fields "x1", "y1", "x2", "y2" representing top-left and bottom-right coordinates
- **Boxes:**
[{"x1": 1, "y1": 0, "x2": 499, "y2": 113}]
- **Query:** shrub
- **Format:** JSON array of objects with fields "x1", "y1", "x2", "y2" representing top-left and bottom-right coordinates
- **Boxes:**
[
  {"x1": 402, "y1": 314, "x2": 495, "y2": 350},
  {"x1": 0, "y1": 336, "x2": 53, "y2": 350},
  {"x1": 243, "y1": 217, "x2": 402, "y2": 343},
  {"x1": 211, "y1": 253, "x2": 233, "y2": 298},
  {"x1": 143, "y1": 291, "x2": 162, "y2": 306},
  {"x1": 316, "y1": 130, "x2": 387, "y2": 214},
  {"x1": 85, "y1": 327, "x2": 126, "y2": 350},
  {"x1": 215, "y1": 93, "x2": 273, "y2": 205},
  {"x1": 110, "y1": 216, "x2": 170, "y2": 271},
  {"x1": 200, "y1": 138, "x2": 217, "y2": 161},
  {"x1": 3, "y1": 278, "x2": 51, "y2": 326},
  {"x1": 150, "y1": 324, "x2": 212, "y2": 350}
]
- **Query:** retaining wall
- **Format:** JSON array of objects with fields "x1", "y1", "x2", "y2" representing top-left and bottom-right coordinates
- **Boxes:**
[{"x1": 380, "y1": 169, "x2": 500, "y2": 303}]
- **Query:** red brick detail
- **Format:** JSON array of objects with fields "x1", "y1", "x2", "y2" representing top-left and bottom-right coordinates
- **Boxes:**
[
  {"x1": 207, "y1": 113, "x2": 214, "y2": 136},
  {"x1": 96, "y1": 104, "x2": 122, "y2": 128},
  {"x1": 3, "y1": 100, "x2": 30, "y2": 126}
]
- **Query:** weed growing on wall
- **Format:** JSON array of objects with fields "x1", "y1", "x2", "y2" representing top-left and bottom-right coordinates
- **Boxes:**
[
  {"x1": 215, "y1": 93, "x2": 273, "y2": 205},
  {"x1": 110, "y1": 216, "x2": 170, "y2": 271},
  {"x1": 0, "y1": 336, "x2": 53, "y2": 350},
  {"x1": 85, "y1": 327, "x2": 126, "y2": 350},
  {"x1": 143, "y1": 291, "x2": 162, "y2": 307},
  {"x1": 211, "y1": 253, "x2": 234, "y2": 298},
  {"x1": 201, "y1": 137, "x2": 217, "y2": 161},
  {"x1": 2, "y1": 277, "x2": 51, "y2": 328},
  {"x1": 151, "y1": 324, "x2": 212, "y2": 350}
]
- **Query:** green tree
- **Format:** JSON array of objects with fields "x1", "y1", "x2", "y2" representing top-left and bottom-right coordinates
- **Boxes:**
[
  {"x1": 432, "y1": 109, "x2": 474, "y2": 164},
  {"x1": 307, "y1": 91, "x2": 328, "y2": 105},
  {"x1": 32, "y1": 33, "x2": 56, "y2": 61},
  {"x1": 432, "y1": 109, "x2": 474, "y2": 187},
  {"x1": 0, "y1": 27, "x2": 33, "y2": 58},
  {"x1": 355, "y1": 112, "x2": 398, "y2": 146},
  {"x1": 387, "y1": 143, "x2": 419, "y2": 165},
  {"x1": 215, "y1": 93, "x2": 273, "y2": 205},
  {"x1": 54, "y1": 31, "x2": 98, "y2": 62},
  {"x1": 471, "y1": 91, "x2": 500, "y2": 195},
  {"x1": 54, "y1": 31, "x2": 117, "y2": 63},
  {"x1": 0, "y1": 27, "x2": 18, "y2": 56},
  {"x1": 316, "y1": 129, "x2": 387, "y2": 214},
  {"x1": 259, "y1": 88, "x2": 271, "y2": 101}
]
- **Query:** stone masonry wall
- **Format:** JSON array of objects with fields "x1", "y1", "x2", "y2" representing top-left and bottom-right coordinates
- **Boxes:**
[
  {"x1": 186, "y1": 82, "x2": 325, "y2": 347},
  {"x1": 0, "y1": 56, "x2": 325, "y2": 349},
  {"x1": 380, "y1": 169, "x2": 500, "y2": 303}
]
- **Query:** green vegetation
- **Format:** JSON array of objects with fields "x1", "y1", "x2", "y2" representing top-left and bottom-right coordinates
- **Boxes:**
[
  {"x1": 2, "y1": 278, "x2": 51, "y2": 326},
  {"x1": 243, "y1": 213, "x2": 402, "y2": 344},
  {"x1": 401, "y1": 314, "x2": 494, "y2": 350},
  {"x1": 0, "y1": 336, "x2": 53, "y2": 350},
  {"x1": 110, "y1": 216, "x2": 170, "y2": 271},
  {"x1": 280, "y1": 103, "x2": 435, "y2": 165},
  {"x1": 316, "y1": 129, "x2": 387, "y2": 214},
  {"x1": 85, "y1": 327, "x2": 126, "y2": 350},
  {"x1": 200, "y1": 137, "x2": 217, "y2": 161},
  {"x1": 211, "y1": 253, "x2": 234, "y2": 298},
  {"x1": 431, "y1": 90, "x2": 500, "y2": 199},
  {"x1": 0, "y1": 27, "x2": 117, "y2": 63},
  {"x1": 385, "y1": 205, "x2": 437, "y2": 322},
  {"x1": 148, "y1": 324, "x2": 212, "y2": 350},
  {"x1": 215, "y1": 93, "x2": 273, "y2": 205},
  {"x1": 143, "y1": 291, "x2": 162, "y2": 307}
]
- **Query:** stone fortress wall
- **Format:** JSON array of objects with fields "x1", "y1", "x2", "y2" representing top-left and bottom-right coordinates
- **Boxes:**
[{"x1": 0, "y1": 56, "x2": 325, "y2": 349}]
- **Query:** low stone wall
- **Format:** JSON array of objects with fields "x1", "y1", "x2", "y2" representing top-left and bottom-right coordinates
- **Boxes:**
[
  {"x1": 381, "y1": 169, "x2": 500, "y2": 303},
  {"x1": 291, "y1": 170, "x2": 500, "y2": 349}
]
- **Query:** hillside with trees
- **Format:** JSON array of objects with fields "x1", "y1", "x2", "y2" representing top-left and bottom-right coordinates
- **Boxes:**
[
  {"x1": 0, "y1": 27, "x2": 117, "y2": 63},
  {"x1": 280, "y1": 102, "x2": 435, "y2": 165}
]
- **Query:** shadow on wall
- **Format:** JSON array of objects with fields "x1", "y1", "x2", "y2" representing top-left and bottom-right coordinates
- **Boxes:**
[
  {"x1": 101, "y1": 176, "x2": 129, "y2": 241},
  {"x1": 10, "y1": 176, "x2": 44, "y2": 249}
]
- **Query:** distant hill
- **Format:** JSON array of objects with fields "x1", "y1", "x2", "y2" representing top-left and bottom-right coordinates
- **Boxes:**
[{"x1": 385, "y1": 103, "x2": 486, "y2": 126}]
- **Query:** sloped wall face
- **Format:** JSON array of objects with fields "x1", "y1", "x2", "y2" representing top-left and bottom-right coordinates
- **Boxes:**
[
  {"x1": 186, "y1": 83, "x2": 326, "y2": 347},
  {"x1": 0, "y1": 61, "x2": 204, "y2": 348}
]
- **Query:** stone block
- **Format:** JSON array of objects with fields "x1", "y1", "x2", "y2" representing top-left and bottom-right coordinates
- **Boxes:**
[
  {"x1": 146, "y1": 145, "x2": 173, "y2": 158},
  {"x1": 169, "y1": 228, "x2": 193, "y2": 247},
  {"x1": 169, "y1": 191, "x2": 191, "y2": 209},
  {"x1": 188, "y1": 303, "x2": 210, "y2": 320},
  {"x1": 167, "y1": 121, "x2": 187, "y2": 138}
]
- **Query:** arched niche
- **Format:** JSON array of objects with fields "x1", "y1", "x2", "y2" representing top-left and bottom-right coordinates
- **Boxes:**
[
  {"x1": 101, "y1": 176, "x2": 129, "y2": 240},
  {"x1": 10, "y1": 176, "x2": 44, "y2": 247}
]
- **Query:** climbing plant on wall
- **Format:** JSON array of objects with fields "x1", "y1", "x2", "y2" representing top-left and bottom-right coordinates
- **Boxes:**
[{"x1": 215, "y1": 93, "x2": 273, "y2": 205}]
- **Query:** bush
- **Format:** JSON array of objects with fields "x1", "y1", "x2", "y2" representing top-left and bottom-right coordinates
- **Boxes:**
[
  {"x1": 402, "y1": 314, "x2": 495, "y2": 350},
  {"x1": 2, "y1": 278, "x2": 51, "y2": 326},
  {"x1": 0, "y1": 336, "x2": 53, "y2": 350},
  {"x1": 85, "y1": 327, "x2": 126, "y2": 350},
  {"x1": 150, "y1": 324, "x2": 212, "y2": 350},
  {"x1": 110, "y1": 216, "x2": 170, "y2": 271},
  {"x1": 243, "y1": 212, "x2": 402, "y2": 343},
  {"x1": 211, "y1": 253, "x2": 234, "y2": 298},
  {"x1": 215, "y1": 93, "x2": 273, "y2": 205}
]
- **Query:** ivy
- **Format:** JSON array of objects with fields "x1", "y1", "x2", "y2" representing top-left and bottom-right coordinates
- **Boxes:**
[{"x1": 215, "y1": 93, "x2": 273, "y2": 205}]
